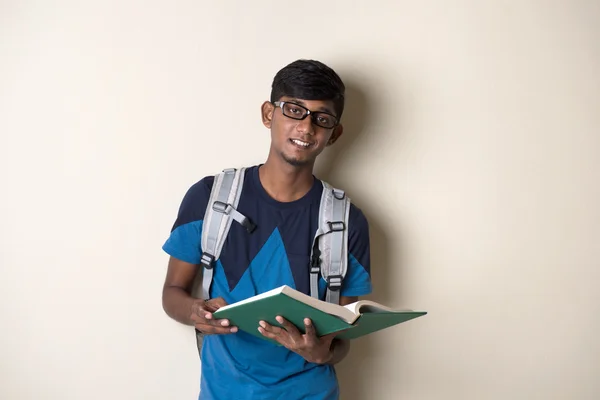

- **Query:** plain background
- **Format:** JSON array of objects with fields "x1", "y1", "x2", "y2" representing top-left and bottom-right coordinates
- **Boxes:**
[{"x1": 1, "y1": 1, "x2": 599, "y2": 399}]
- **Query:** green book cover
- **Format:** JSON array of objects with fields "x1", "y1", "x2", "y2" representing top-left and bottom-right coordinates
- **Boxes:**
[
  {"x1": 212, "y1": 285, "x2": 426, "y2": 343},
  {"x1": 335, "y1": 311, "x2": 426, "y2": 340}
]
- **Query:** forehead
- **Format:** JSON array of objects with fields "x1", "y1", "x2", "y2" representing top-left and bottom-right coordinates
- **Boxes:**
[{"x1": 279, "y1": 96, "x2": 336, "y2": 115}]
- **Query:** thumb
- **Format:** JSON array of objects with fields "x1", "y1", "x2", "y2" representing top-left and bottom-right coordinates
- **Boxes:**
[
  {"x1": 205, "y1": 297, "x2": 228, "y2": 311},
  {"x1": 323, "y1": 328, "x2": 350, "y2": 342},
  {"x1": 321, "y1": 332, "x2": 340, "y2": 343}
]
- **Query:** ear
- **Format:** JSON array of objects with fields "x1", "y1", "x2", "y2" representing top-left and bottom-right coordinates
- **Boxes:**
[
  {"x1": 261, "y1": 101, "x2": 275, "y2": 128},
  {"x1": 326, "y1": 124, "x2": 344, "y2": 146}
]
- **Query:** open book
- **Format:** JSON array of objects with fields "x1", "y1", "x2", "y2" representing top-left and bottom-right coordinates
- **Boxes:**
[{"x1": 212, "y1": 285, "x2": 427, "y2": 341}]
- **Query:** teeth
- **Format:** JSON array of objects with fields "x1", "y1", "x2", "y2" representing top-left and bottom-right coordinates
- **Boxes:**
[{"x1": 292, "y1": 139, "x2": 310, "y2": 147}]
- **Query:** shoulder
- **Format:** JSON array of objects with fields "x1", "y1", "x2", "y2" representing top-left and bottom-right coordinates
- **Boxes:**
[
  {"x1": 182, "y1": 175, "x2": 215, "y2": 204},
  {"x1": 180, "y1": 165, "x2": 256, "y2": 208},
  {"x1": 349, "y1": 202, "x2": 368, "y2": 226},
  {"x1": 178, "y1": 174, "x2": 216, "y2": 212},
  {"x1": 348, "y1": 202, "x2": 369, "y2": 238},
  {"x1": 171, "y1": 174, "x2": 215, "y2": 231},
  {"x1": 346, "y1": 201, "x2": 371, "y2": 276},
  {"x1": 172, "y1": 165, "x2": 255, "y2": 230},
  {"x1": 318, "y1": 179, "x2": 369, "y2": 234}
]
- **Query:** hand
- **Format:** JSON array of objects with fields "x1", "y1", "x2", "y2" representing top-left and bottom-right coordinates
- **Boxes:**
[
  {"x1": 257, "y1": 316, "x2": 338, "y2": 364},
  {"x1": 190, "y1": 297, "x2": 238, "y2": 335}
]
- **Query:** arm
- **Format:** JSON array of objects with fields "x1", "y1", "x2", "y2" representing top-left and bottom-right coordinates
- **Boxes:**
[
  {"x1": 161, "y1": 256, "x2": 199, "y2": 326},
  {"x1": 161, "y1": 177, "x2": 235, "y2": 333},
  {"x1": 162, "y1": 256, "x2": 237, "y2": 334}
]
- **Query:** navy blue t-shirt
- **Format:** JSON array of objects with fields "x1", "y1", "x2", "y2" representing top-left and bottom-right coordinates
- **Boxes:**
[{"x1": 163, "y1": 165, "x2": 372, "y2": 400}]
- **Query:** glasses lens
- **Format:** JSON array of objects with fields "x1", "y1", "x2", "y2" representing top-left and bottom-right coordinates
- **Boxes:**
[
  {"x1": 312, "y1": 113, "x2": 337, "y2": 129},
  {"x1": 279, "y1": 102, "x2": 338, "y2": 128},
  {"x1": 282, "y1": 103, "x2": 308, "y2": 120}
]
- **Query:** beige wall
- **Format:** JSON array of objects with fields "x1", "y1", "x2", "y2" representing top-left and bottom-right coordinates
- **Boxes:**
[{"x1": 1, "y1": 1, "x2": 599, "y2": 399}]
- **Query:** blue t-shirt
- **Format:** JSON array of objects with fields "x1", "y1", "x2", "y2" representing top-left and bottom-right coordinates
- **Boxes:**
[{"x1": 163, "y1": 165, "x2": 372, "y2": 400}]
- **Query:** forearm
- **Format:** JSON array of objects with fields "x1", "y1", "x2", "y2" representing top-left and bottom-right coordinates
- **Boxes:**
[
  {"x1": 326, "y1": 339, "x2": 350, "y2": 365},
  {"x1": 162, "y1": 285, "x2": 196, "y2": 326}
]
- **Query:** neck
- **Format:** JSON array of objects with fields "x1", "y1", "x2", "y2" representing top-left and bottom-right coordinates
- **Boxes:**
[{"x1": 259, "y1": 156, "x2": 315, "y2": 203}]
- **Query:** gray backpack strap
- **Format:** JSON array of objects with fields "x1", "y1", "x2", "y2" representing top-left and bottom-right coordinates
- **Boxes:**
[
  {"x1": 309, "y1": 181, "x2": 351, "y2": 304},
  {"x1": 200, "y1": 167, "x2": 253, "y2": 299}
]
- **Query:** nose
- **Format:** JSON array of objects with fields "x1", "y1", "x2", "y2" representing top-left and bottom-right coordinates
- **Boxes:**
[{"x1": 295, "y1": 114, "x2": 314, "y2": 135}]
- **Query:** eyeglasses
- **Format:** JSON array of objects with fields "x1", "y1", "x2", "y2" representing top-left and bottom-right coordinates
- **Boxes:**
[{"x1": 273, "y1": 101, "x2": 339, "y2": 129}]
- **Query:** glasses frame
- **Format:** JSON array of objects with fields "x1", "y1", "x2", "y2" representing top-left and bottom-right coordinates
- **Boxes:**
[{"x1": 272, "y1": 101, "x2": 339, "y2": 129}]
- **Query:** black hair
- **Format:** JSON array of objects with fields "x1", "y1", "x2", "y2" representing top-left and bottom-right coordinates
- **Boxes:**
[{"x1": 270, "y1": 59, "x2": 346, "y2": 119}]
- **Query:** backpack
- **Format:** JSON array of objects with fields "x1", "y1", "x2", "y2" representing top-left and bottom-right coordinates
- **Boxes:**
[{"x1": 198, "y1": 167, "x2": 351, "y2": 305}]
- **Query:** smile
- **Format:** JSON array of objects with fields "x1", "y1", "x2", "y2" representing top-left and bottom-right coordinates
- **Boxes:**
[{"x1": 290, "y1": 139, "x2": 313, "y2": 148}]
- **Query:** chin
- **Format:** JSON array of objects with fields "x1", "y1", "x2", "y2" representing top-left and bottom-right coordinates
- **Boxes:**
[{"x1": 281, "y1": 153, "x2": 312, "y2": 167}]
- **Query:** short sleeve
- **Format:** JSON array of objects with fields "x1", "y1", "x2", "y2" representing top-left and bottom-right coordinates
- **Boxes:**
[
  {"x1": 340, "y1": 204, "x2": 372, "y2": 297},
  {"x1": 162, "y1": 176, "x2": 214, "y2": 264}
]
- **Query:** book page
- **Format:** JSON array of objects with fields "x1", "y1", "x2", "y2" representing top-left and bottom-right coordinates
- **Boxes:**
[
  {"x1": 216, "y1": 286, "x2": 287, "y2": 312},
  {"x1": 344, "y1": 300, "x2": 410, "y2": 315},
  {"x1": 282, "y1": 287, "x2": 358, "y2": 323}
]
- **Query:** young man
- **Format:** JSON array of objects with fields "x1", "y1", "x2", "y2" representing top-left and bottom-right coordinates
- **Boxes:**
[{"x1": 161, "y1": 59, "x2": 372, "y2": 399}]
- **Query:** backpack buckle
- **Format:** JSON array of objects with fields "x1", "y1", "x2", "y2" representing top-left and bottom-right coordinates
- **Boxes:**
[
  {"x1": 327, "y1": 221, "x2": 345, "y2": 232},
  {"x1": 200, "y1": 252, "x2": 215, "y2": 269},
  {"x1": 241, "y1": 218, "x2": 256, "y2": 233},
  {"x1": 332, "y1": 188, "x2": 345, "y2": 200},
  {"x1": 327, "y1": 274, "x2": 343, "y2": 291},
  {"x1": 212, "y1": 201, "x2": 230, "y2": 214}
]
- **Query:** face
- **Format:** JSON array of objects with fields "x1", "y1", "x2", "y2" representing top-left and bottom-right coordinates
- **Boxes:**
[{"x1": 261, "y1": 96, "x2": 344, "y2": 167}]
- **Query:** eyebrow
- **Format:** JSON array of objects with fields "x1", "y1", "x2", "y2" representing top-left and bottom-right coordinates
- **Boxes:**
[{"x1": 289, "y1": 98, "x2": 336, "y2": 116}]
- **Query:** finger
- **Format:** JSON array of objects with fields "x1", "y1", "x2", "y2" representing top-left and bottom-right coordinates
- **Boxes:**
[
  {"x1": 205, "y1": 297, "x2": 228, "y2": 311},
  {"x1": 258, "y1": 320, "x2": 283, "y2": 335},
  {"x1": 196, "y1": 323, "x2": 238, "y2": 335},
  {"x1": 191, "y1": 310, "x2": 234, "y2": 334},
  {"x1": 194, "y1": 315, "x2": 232, "y2": 329},
  {"x1": 191, "y1": 310, "x2": 230, "y2": 326},
  {"x1": 258, "y1": 325, "x2": 286, "y2": 345},
  {"x1": 276, "y1": 316, "x2": 302, "y2": 341},
  {"x1": 303, "y1": 318, "x2": 318, "y2": 340},
  {"x1": 258, "y1": 326, "x2": 275, "y2": 338},
  {"x1": 191, "y1": 300, "x2": 216, "y2": 321},
  {"x1": 192, "y1": 307, "x2": 228, "y2": 326},
  {"x1": 195, "y1": 325, "x2": 237, "y2": 334}
]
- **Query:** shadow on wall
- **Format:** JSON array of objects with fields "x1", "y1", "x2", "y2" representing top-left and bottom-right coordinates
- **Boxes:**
[{"x1": 315, "y1": 73, "x2": 406, "y2": 400}]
